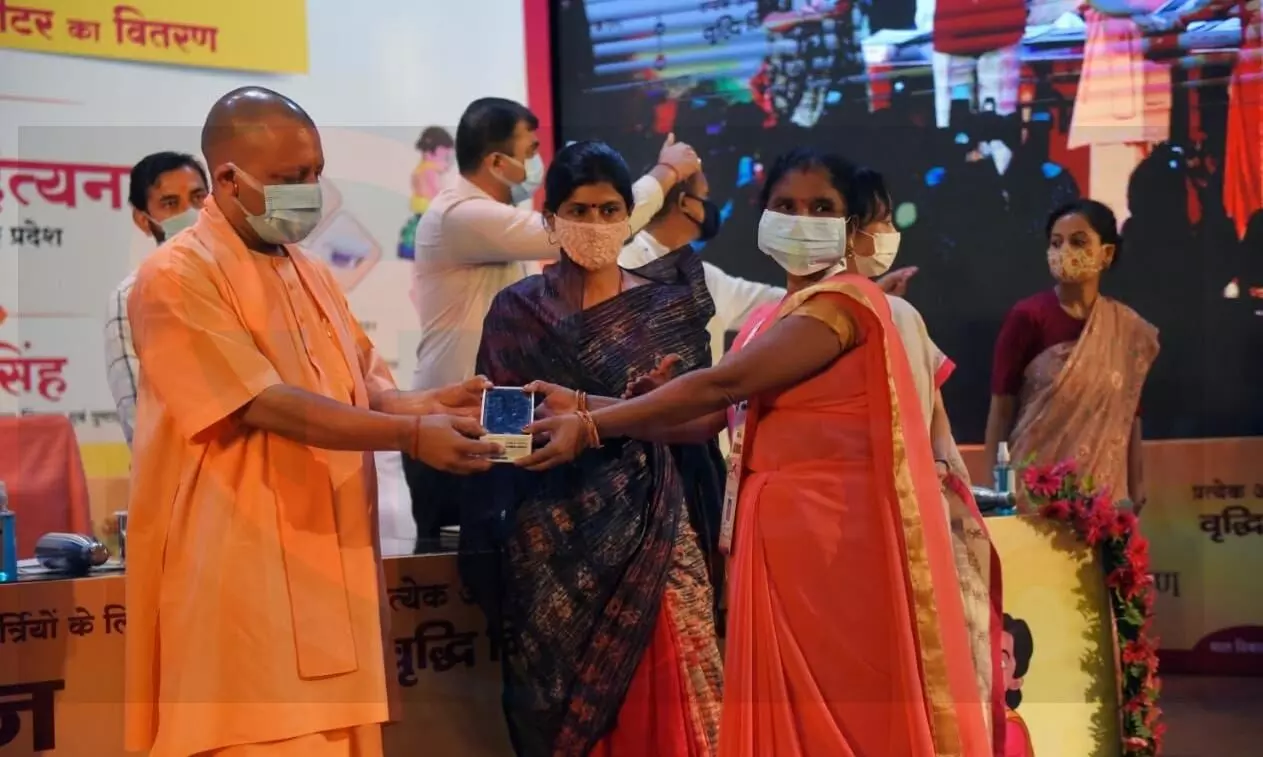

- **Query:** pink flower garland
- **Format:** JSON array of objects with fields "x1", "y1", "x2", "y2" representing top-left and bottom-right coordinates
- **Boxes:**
[{"x1": 1020, "y1": 460, "x2": 1165, "y2": 756}]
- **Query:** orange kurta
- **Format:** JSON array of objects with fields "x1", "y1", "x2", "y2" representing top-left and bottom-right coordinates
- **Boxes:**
[{"x1": 125, "y1": 199, "x2": 398, "y2": 757}]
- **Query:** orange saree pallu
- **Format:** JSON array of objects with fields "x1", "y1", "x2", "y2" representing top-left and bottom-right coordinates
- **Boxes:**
[
  {"x1": 1010, "y1": 297, "x2": 1159, "y2": 505},
  {"x1": 720, "y1": 275, "x2": 993, "y2": 757}
]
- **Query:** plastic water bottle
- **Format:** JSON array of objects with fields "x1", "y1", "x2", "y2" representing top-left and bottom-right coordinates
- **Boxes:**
[
  {"x1": 992, "y1": 442, "x2": 1018, "y2": 516},
  {"x1": 0, "y1": 480, "x2": 17, "y2": 582}
]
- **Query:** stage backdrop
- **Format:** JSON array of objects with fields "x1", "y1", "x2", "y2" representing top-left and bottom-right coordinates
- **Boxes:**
[{"x1": 0, "y1": 0, "x2": 530, "y2": 465}]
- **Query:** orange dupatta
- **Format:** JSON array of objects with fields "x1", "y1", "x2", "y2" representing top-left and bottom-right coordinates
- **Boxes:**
[{"x1": 769, "y1": 275, "x2": 993, "y2": 756}]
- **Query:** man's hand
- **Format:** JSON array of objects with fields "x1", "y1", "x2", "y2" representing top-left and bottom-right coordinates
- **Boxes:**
[
  {"x1": 658, "y1": 133, "x2": 702, "y2": 182},
  {"x1": 428, "y1": 376, "x2": 492, "y2": 418},
  {"x1": 875, "y1": 266, "x2": 918, "y2": 297},
  {"x1": 623, "y1": 354, "x2": 682, "y2": 399},
  {"x1": 411, "y1": 415, "x2": 499, "y2": 474},
  {"x1": 523, "y1": 380, "x2": 579, "y2": 420}
]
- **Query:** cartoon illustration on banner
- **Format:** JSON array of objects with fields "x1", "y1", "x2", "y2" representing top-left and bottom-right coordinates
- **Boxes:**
[{"x1": 988, "y1": 515, "x2": 1121, "y2": 757}]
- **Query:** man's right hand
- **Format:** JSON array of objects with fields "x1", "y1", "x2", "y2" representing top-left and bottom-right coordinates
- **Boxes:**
[
  {"x1": 658, "y1": 133, "x2": 702, "y2": 182},
  {"x1": 411, "y1": 415, "x2": 499, "y2": 474}
]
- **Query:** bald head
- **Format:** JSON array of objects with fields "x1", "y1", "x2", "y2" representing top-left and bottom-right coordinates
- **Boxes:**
[
  {"x1": 201, "y1": 86, "x2": 325, "y2": 250},
  {"x1": 201, "y1": 86, "x2": 316, "y2": 168}
]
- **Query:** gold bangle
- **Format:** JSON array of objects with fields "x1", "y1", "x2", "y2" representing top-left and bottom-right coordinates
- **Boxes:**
[
  {"x1": 576, "y1": 390, "x2": 588, "y2": 413},
  {"x1": 575, "y1": 410, "x2": 602, "y2": 449}
]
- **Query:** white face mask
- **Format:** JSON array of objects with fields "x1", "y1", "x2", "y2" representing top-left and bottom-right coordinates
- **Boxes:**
[
  {"x1": 231, "y1": 165, "x2": 323, "y2": 245},
  {"x1": 493, "y1": 153, "x2": 545, "y2": 204},
  {"x1": 148, "y1": 207, "x2": 199, "y2": 243},
  {"x1": 757, "y1": 210, "x2": 847, "y2": 276},
  {"x1": 853, "y1": 230, "x2": 901, "y2": 277}
]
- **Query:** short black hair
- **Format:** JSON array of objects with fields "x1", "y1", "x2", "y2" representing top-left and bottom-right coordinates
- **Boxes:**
[
  {"x1": 1045, "y1": 198, "x2": 1123, "y2": 264},
  {"x1": 416, "y1": 126, "x2": 454, "y2": 154},
  {"x1": 543, "y1": 140, "x2": 634, "y2": 215},
  {"x1": 652, "y1": 171, "x2": 705, "y2": 222},
  {"x1": 1003, "y1": 613, "x2": 1034, "y2": 710},
  {"x1": 454, "y1": 97, "x2": 539, "y2": 174},
  {"x1": 843, "y1": 166, "x2": 893, "y2": 228},
  {"x1": 128, "y1": 152, "x2": 207, "y2": 213},
  {"x1": 759, "y1": 147, "x2": 859, "y2": 211}
]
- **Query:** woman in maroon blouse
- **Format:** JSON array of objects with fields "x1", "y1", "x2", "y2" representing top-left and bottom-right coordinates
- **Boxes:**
[{"x1": 984, "y1": 200, "x2": 1159, "y2": 511}]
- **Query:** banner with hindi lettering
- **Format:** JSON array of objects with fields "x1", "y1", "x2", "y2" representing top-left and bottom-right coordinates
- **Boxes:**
[
  {"x1": 0, "y1": 554, "x2": 513, "y2": 756},
  {"x1": 0, "y1": 0, "x2": 307, "y2": 74},
  {"x1": 1141, "y1": 437, "x2": 1263, "y2": 675},
  {"x1": 963, "y1": 439, "x2": 1263, "y2": 678}
]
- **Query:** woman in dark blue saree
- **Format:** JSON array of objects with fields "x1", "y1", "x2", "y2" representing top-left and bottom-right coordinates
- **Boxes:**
[{"x1": 459, "y1": 141, "x2": 724, "y2": 757}]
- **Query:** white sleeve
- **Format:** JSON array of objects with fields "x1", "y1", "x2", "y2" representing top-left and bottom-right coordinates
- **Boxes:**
[
  {"x1": 627, "y1": 174, "x2": 666, "y2": 235},
  {"x1": 104, "y1": 278, "x2": 139, "y2": 445},
  {"x1": 439, "y1": 174, "x2": 664, "y2": 265},
  {"x1": 703, "y1": 262, "x2": 787, "y2": 333},
  {"x1": 439, "y1": 197, "x2": 560, "y2": 264}
]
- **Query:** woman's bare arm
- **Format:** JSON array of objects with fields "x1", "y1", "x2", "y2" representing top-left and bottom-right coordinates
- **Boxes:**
[
  {"x1": 590, "y1": 313, "x2": 847, "y2": 440},
  {"x1": 575, "y1": 395, "x2": 729, "y2": 444}
]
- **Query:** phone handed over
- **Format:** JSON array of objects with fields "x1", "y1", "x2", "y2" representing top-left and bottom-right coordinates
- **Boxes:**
[{"x1": 480, "y1": 386, "x2": 535, "y2": 462}]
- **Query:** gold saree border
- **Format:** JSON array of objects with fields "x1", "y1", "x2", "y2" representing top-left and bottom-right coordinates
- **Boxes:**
[{"x1": 777, "y1": 282, "x2": 964, "y2": 757}]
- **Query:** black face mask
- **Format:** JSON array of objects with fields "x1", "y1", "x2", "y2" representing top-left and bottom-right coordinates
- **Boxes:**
[{"x1": 683, "y1": 194, "x2": 722, "y2": 242}]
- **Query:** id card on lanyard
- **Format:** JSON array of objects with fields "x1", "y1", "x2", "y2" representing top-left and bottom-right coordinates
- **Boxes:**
[{"x1": 718, "y1": 315, "x2": 769, "y2": 554}]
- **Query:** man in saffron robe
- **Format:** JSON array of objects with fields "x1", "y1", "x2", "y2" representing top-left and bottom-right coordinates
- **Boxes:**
[{"x1": 123, "y1": 86, "x2": 500, "y2": 757}]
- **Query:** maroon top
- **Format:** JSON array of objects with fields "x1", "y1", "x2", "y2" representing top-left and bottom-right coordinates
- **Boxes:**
[
  {"x1": 933, "y1": 0, "x2": 1027, "y2": 57},
  {"x1": 991, "y1": 289, "x2": 1142, "y2": 414},
  {"x1": 991, "y1": 289, "x2": 1087, "y2": 395}
]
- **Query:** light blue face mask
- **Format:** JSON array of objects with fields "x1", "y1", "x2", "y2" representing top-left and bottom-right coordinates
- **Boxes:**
[
  {"x1": 149, "y1": 207, "x2": 199, "y2": 242},
  {"x1": 495, "y1": 153, "x2": 545, "y2": 204},
  {"x1": 231, "y1": 164, "x2": 323, "y2": 244}
]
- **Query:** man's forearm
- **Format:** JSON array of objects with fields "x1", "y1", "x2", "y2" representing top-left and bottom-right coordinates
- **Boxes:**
[
  {"x1": 241, "y1": 384, "x2": 412, "y2": 452},
  {"x1": 370, "y1": 388, "x2": 434, "y2": 416}
]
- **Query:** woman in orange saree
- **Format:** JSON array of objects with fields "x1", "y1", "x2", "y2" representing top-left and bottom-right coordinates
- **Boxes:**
[
  {"x1": 521, "y1": 149, "x2": 994, "y2": 757},
  {"x1": 984, "y1": 199, "x2": 1159, "y2": 509}
]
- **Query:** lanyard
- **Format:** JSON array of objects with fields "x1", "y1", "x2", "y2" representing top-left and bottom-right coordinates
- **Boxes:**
[{"x1": 718, "y1": 314, "x2": 769, "y2": 554}]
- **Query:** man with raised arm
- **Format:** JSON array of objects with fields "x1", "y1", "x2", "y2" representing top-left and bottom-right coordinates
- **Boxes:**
[{"x1": 405, "y1": 97, "x2": 701, "y2": 540}]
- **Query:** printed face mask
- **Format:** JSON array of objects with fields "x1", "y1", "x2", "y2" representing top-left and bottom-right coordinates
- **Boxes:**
[
  {"x1": 494, "y1": 153, "x2": 546, "y2": 204},
  {"x1": 553, "y1": 217, "x2": 630, "y2": 270},
  {"x1": 1047, "y1": 243, "x2": 1105, "y2": 283},
  {"x1": 231, "y1": 165, "x2": 323, "y2": 245},
  {"x1": 758, "y1": 210, "x2": 847, "y2": 276},
  {"x1": 854, "y1": 230, "x2": 901, "y2": 277}
]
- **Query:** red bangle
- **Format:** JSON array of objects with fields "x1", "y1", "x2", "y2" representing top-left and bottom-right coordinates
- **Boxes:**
[{"x1": 655, "y1": 162, "x2": 680, "y2": 185}]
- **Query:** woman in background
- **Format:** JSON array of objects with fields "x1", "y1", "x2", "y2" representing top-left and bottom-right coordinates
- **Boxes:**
[
  {"x1": 461, "y1": 141, "x2": 723, "y2": 757},
  {"x1": 984, "y1": 199, "x2": 1159, "y2": 509},
  {"x1": 519, "y1": 148, "x2": 993, "y2": 757}
]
